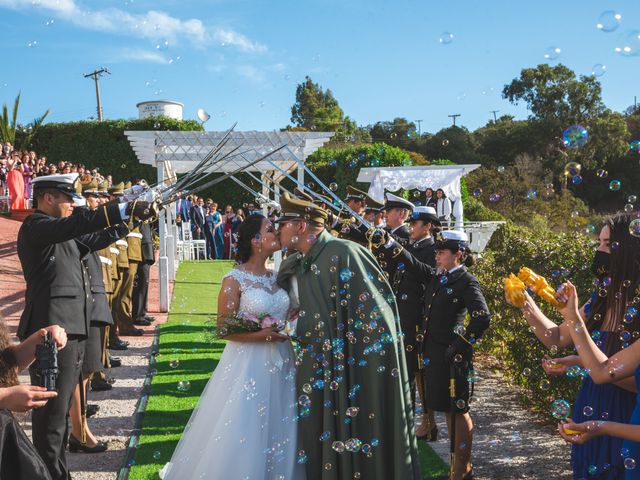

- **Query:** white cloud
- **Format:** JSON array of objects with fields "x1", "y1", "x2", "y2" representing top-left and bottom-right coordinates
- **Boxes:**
[
  {"x1": 0, "y1": 0, "x2": 267, "y2": 52},
  {"x1": 236, "y1": 64, "x2": 266, "y2": 83},
  {"x1": 110, "y1": 48, "x2": 169, "y2": 64}
]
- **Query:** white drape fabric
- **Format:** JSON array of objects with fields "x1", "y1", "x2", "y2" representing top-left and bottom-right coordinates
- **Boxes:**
[{"x1": 367, "y1": 168, "x2": 466, "y2": 229}]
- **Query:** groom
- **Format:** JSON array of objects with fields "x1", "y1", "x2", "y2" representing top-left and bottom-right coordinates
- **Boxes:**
[{"x1": 276, "y1": 192, "x2": 421, "y2": 480}]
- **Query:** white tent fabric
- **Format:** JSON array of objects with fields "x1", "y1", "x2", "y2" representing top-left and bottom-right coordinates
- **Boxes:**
[{"x1": 356, "y1": 165, "x2": 480, "y2": 229}]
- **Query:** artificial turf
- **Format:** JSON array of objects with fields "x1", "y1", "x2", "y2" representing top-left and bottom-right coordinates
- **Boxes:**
[{"x1": 127, "y1": 260, "x2": 448, "y2": 479}]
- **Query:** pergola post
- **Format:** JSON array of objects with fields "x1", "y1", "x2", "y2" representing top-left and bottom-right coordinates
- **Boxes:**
[{"x1": 156, "y1": 160, "x2": 169, "y2": 312}]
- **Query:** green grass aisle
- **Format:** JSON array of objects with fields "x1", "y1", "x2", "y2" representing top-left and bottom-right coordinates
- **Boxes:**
[{"x1": 127, "y1": 260, "x2": 448, "y2": 480}]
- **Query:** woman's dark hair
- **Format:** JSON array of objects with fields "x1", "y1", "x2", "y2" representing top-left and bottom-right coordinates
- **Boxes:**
[
  {"x1": 436, "y1": 188, "x2": 446, "y2": 198},
  {"x1": 235, "y1": 214, "x2": 265, "y2": 263},
  {"x1": 0, "y1": 314, "x2": 18, "y2": 388},
  {"x1": 426, "y1": 188, "x2": 434, "y2": 196},
  {"x1": 586, "y1": 213, "x2": 640, "y2": 356},
  {"x1": 437, "y1": 244, "x2": 475, "y2": 267}
]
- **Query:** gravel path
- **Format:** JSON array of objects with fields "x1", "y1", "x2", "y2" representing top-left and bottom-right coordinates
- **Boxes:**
[{"x1": 426, "y1": 355, "x2": 573, "y2": 479}]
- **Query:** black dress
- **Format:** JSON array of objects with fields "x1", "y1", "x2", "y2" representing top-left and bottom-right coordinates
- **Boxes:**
[{"x1": 381, "y1": 244, "x2": 491, "y2": 413}]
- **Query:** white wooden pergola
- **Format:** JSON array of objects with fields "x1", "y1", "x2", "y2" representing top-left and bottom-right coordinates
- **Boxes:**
[{"x1": 124, "y1": 130, "x2": 334, "y2": 311}]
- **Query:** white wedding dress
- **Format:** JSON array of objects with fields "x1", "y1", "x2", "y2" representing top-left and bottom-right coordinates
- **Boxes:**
[{"x1": 160, "y1": 268, "x2": 305, "y2": 480}]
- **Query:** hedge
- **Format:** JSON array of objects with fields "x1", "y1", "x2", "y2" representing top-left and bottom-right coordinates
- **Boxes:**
[
  {"x1": 21, "y1": 117, "x2": 202, "y2": 184},
  {"x1": 474, "y1": 222, "x2": 595, "y2": 415}
]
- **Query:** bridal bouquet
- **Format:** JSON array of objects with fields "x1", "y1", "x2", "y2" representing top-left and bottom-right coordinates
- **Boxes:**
[{"x1": 213, "y1": 312, "x2": 287, "y2": 339}]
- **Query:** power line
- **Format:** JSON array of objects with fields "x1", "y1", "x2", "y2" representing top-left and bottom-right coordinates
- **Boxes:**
[{"x1": 83, "y1": 67, "x2": 111, "y2": 121}]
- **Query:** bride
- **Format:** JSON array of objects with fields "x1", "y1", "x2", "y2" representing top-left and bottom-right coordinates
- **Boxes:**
[{"x1": 160, "y1": 214, "x2": 305, "y2": 480}]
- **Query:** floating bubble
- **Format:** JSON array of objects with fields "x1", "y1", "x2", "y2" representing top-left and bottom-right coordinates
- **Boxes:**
[
  {"x1": 152, "y1": 451, "x2": 161, "y2": 460},
  {"x1": 442, "y1": 139, "x2": 449, "y2": 147},
  {"x1": 592, "y1": 64, "x2": 607, "y2": 77},
  {"x1": 153, "y1": 122, "x2": 161, "y2": 129},
  {"x1": 329, "y1": 182, "x2": 338, "y2": 191},
  {"x1": 625, "y1": 458, "x2": 637, "y2": 470},
  {"x1": 522, "y1": 368, "x2": 532, "y2": 376},
  {"x1": 551, "y1": 399, "x2": 571, "y2": 419},
  {"x1": 630, "y1": 141, "x2": 640, "y2": 154},
  {"x1": 439, "y1": 32, "x2": 454, "y2": 44},
  {"x1": 346, "y1": 407, "x2": 359, "y2": 417},
  {"x1": 596, "y1": 169, "x2": 608, "y2": 178},
  {"x1": 629, "y1": 219, "x2": 640, "y2": 238},
  {"x1": 177, "y1": 379, "x2": 191, "y2": 392},
  {"x1": 319, "y1": 431, "x2": 331, "y2": 441},
  {"x1": 563, "y1": 126, "x2": 589, "y2": 149},
  {"x1": 489, "y1": 193, "x2": 501, "y2": 203},
  {"x1": 297, "y1": 450, "x2": 308, "y2": 464},
  {"x1": 584, "y1": 224, "x2": 596, "y2": 234},
  {"x1": 27, "y1": 41, "x2": 38, "y2": 48},
  {"x1": 544, "y1": 46, "x2": 561, "y2": 60},
  {"x1": 540, "y1": 379, "x2": 551, "y2": 390},
  {"x1": 497, "y1": 166, "x2": 505, "y2": 173},
  {"x1": 45, "y1": 19, "x2": 54, "y2": 26},
  {"x1": 572, "y1": 175, "x2": 583, "y2": 185},
  {"x1": 583, "y1": 406, "x2": 594, "y2": 417},
  {"x1": 609, "y1": 180, "x2": 622, "y2": 191},
  {"x1": 472, "y1": 188, "x2": 482, "y2": 197},
  {"x1": 331, "y1": 441, "x2": 345, "y2": 453},
  {"x1": 588, "y1": 465, "x2": 598, "y2": 475},
  {"x1": 455, "y1": 399, "x2": 466, "y2": 410},
  {"x1": 526, "y1": 189, "x2": 537, "y2": 200},
  {"x1": 169, "y1": 359, "x2": 180, "y2": 368},
  {"x1": 615, "y1": 30, "x2": 640, "y2": 57},
  {"x1": 596, "y1": 11, "x2": 622, "y2": 33},
  {"x1": 156, "y1": 40, "x2": 169, "y2": 51},
  {"x1": 629, "y1": 195, "x2": 637, "y2": 203},
  {"x1": 625, "y1": 204, "x2": 634, "y2": 213}
]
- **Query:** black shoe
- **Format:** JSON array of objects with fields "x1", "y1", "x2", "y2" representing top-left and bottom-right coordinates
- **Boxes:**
[
  {"x1": 68, "y1": 434, "x2": 108, "y2": 453},
  {"x1": 109, "y1": 356, "x2": 122, "y2": 368},
  {"x1": 134, "y1": 318, "x2": 152, "y2": 326},
  {"x1": 463, "y1": 464, "x2": 474, "y2": 480},
  {"x1": 121, "y1": 327, "x2": 144, "y2": 337},
  {"x1": 428, "y1": 426, "x2": 439, "y2": 442},
  {"x1": 108, "y1": 338, "x2": 128, "y2": 350},
  {"x1": 143, "y1": 315, "x2": 156, "y2": 323},
  {"x1": 86, "y1": 404, "x2": 99, "y2": 418},
  {"x1": 91, "y1": 377, "x2": 113, "y2": 392}
]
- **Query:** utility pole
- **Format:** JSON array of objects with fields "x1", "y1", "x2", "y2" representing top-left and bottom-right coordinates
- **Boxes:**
[
  {"x1": 84, "y1": 67, "x2": 110, "y2": 121},
  {"x1": 415, "y1": 119, "x2": 423, "y2": 134},
  {"x1": 448, "y1": 114, "x2": 461, "y2": 127},
  {"x1": 491, "y1": 110, "x2": 500, "y2": 122}
]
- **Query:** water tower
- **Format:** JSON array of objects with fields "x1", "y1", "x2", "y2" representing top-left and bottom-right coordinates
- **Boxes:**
[{"x1": 136, "y1": 100, "x2": 184, "y2": 120}]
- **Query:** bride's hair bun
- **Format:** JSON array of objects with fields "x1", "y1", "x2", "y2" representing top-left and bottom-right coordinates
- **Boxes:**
[{"x1": 236, "y1": 214, "x2": 266, "y2": 263}]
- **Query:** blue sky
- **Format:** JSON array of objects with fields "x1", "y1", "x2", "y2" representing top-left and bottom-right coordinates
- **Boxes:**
[{"x1": 0, "y1": 0, "x2": 639, "y2": 134}]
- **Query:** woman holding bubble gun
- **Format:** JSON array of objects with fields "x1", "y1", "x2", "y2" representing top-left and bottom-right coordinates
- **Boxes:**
[{"x1": 506, "y1": 213, "x2": 640, "y2": 479}]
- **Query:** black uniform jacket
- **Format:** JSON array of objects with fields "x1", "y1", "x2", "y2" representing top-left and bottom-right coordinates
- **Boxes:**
[
  {"x1": 385, "y1": 224, "x2": 411, "y2": 246},
  {"x1": 17, "y1": 204, "x2": 123, "y2": 339},
  {"x1": 381, "y1": 242, "x2": 490, "y2": 363}
]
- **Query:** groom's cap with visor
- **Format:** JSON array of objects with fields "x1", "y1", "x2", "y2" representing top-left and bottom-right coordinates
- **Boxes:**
[
  {"x1": 32, "y1": 173, "x2": 83, "y2": 200},
  {"x1": 274, "y1": 191, "x2": 328, "y2": 225},
  {"x1": 364, "y1": 195, "x2": 384, "y2": 213},
  {"x1": 384, "y1": 192, "x2": 415, "y2": 211}
]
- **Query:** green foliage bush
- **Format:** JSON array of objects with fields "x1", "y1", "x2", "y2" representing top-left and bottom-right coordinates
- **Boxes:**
[
  {"x1": 474, "y1": 222, "x2": 595, "y2": 415},
  {"x1": 23, "y1": 117, "x2": 202, "y2": 183}
]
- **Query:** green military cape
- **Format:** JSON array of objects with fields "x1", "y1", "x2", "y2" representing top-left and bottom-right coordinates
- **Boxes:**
[{"x1": 277, "y1": 230, "x2": 421, "y2": 480}]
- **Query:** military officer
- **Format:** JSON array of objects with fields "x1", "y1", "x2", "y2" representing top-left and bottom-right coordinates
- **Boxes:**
[
  {"x1": 17, "y1": 173, "x2": 155, "y2": 480},
  {"x1": 132, "y1": 220, "x2": 155, "y2": 326},
  {"x1": 363, "y1": 195, "x2": 385, "y2": 228},
  {"x1": 383, "y1": 192, "x2": 413, "y2": 245},
  {"x1": 119, "y1": 221, "x2": 144, "y2": 335},
  {"x1": 379, "y1": 229, "x2": 490, "y2": 479},
  {"x1": 333, "y1": 186, "x2": 371, "y2": 246}
]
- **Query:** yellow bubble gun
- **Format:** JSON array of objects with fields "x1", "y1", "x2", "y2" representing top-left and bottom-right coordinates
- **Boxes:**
[
  {"x1": 517, "y1": 267, "x2": 566, "y2": 309},
  {"x1": 504, "y1": 274, "x2": 526, "y2": 308}
]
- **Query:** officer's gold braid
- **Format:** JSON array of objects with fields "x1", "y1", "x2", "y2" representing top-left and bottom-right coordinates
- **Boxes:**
[{"x1": 102, "y1": 205, "x2": 111, "y2": 227}]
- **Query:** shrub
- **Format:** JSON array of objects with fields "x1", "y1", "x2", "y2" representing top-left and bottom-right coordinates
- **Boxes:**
[{"x1": 474, "y1": 221, "x2": 595, "y2": 415}]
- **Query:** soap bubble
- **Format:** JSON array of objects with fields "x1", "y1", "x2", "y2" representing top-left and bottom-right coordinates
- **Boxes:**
[
  {"x1": 551, "y1": 399, "x2": 571, "y2": 419},
  {"x1": 152, "y1": 451, "x2": 161, "y2": 460},
  {"x1": 630, "y1": 141, "x2": 640, "y2": 154},
  {"x1": 564, "y1": 162, "x2": 581, "y2": 176},
  {"x1": 331, "y1": 441, "x2": 345, "y2": 453},
  {"x1": 625, "y1": 204, "x2": 635, "y2": 213},
  {"x1": 329, "y1": 182, "x2": 338, "y2": 191},
  {"x1": 497, "y1": 166, "x2": 505, "y2": 173},
  {"x1": 177, "y1": 379, "x2": 191, "y2": 392},
  {"x1": 544, "y1": 46, "x2": 561, "y2": 60},
  {"x1": 27, "y1": 41, "x2": 38, "y2": 48},
  {"x1": 473, "y1": 188, "x2": 482, "y2": 197},
  {"x1": 625, "y1": 458, "x2": 637, "y2": 470},
  {"x1": 592, "y1": 64, "x2": 607, "y2": 77},
  {"x1": 615, "y1": 30, "x2": 640, "y2": 57},
  {"x1": 562, "y1": 126, "x2": 589, "y2": 149},
  {"x1": 156, "y1": 40, "x2": 169, "y2": 51},
  {"x1": 489, "y1": 193, "x2": 501, "y2": 203},
  {"x1": 596, "y1": 11, "x2": 622, "y2": 33},
  {"x1": 572, "y1": 175, "x2": 583, "y2": 185},
  {"x1": 169, "y1": 359, "x2": 180, "y2": 368},
  {"x1": 629, "y1": 219, "x2": 640, "y2": 238},
  {"x1": 609, "y1": 180, "x2": 622, "y2": 191},
  {"x1": 630, "y1": 195, "x2": 638, "y2": 203},
  {"x1": 583, "y1": 406, "x2": 594, "y2": 417},
  {"x1": 596, "y1": 169, "x2": 608, "y2": 178},
  {"x1": 526, "y1": 189, "x2": 537, "y2": 200},
  {"x1": 439, "y1": 32, "x2": 454, "y2": 44},
  {"x1": 442, "y1": 139, "x2": 449, "y2": 147}
]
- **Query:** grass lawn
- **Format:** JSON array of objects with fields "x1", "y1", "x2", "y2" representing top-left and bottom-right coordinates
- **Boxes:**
[{"x1": 128, "y1": 260, "x2": 448, "y2": 480}]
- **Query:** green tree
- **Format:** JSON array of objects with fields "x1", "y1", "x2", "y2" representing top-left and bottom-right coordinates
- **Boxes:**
[
  {"x1": 288, "y1": 76, "x2": 372, "y2": 145},
  {"x1": 424, "y1": 126, "x2": 480, "y2": 164},
  {"x1": 0, "y1": 93, "x2": 49, "y2": 149}
]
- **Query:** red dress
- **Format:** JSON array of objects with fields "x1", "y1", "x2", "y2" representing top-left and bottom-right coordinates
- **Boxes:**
[
  {"x1": 223, "y1": 219, "x2": 233, "y2": 259},
  {"x1": 7, "y1": 169, "x2": 26, "y2": 210}
]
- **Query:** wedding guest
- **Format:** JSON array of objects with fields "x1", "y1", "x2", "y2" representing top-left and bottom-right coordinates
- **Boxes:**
[
  {"x1": 204, "y1": 204, "x2": 219, "y2": 260},
  {"x1": 435, "y1": 188, "x2": 452, "y2": 226},
  {"x1": 509, "y1": 213, "x2": 639, "y2": 479},
  {"x1": 7, "y1": 157, "x2": 26, "y2": 210},
  {"x1": 425, "y1": 188, "x2": 437, "y2": 208}
]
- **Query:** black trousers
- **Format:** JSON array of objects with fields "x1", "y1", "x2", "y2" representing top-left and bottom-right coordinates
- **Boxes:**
[
  {"x1": 29, "y1": 338, "x2": 85, "y2": 480},
  {"x1": 132, "y1": 262, "x2": 150, "y2": 321}
]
